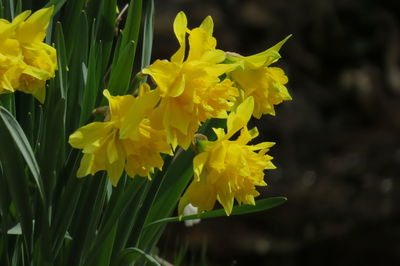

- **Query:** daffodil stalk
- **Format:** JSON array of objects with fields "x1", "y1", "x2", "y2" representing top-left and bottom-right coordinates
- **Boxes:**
[{"x1": 0, "y1": 1, "x2": 290, "y2": 265}]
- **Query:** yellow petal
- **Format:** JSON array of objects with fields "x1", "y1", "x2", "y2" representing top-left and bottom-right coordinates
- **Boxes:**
[
  {"x1": 16, "y1": 6, "x2": 54, "y2": 43},
  {"x1": 120, "y1": 89, "x2": 160, "y2": 139},
  {"x1": 216, "y1": 186, "x2": 234, "y2": 216},
  {"x1": 193, "y1": 152, "x2": 208, "y2": 181},
  {"x1": 209, "y1": 142, "x2": 227, "y2": 173},
  {"x1": 32, "y1": 85, "x2": 46, "y2": 103},
  {"x1": 227, "y1": 35, "x2": 291, "y2": 69},
  {"x1": 226, "y1": 96, "x2": 254, "y2": 139},
  {"x1": 23, "y1": 65, "x2": 50, "y2": 80},
  {"x1": 171, "y1": 11, "x2": 187, "y2": 63},
  {"x1": 106, "y1": 133, "x2": 120, "y2": 164},
  {"x1": 69, "y1": 122, "x2": 113, "y2": 152},
  {"x1": 0, "y1": 10, "x2": 30, "y2": 40},
  {"x1": 21, "y1": 42, "x2": 58, "y2": 74},
  {"x1": 142, "y1": 60, "x2": 183, "y2": 97},
  {"x1": 0, "y1": 38, "x2": 23, "y2": 57},
  {"x1": 178, "y1": 180, "x2": 216, "y2": 216},
  {"x1": 199, "y1": 15, "x2": 213, "y2": 36},
  {"x1": 187, "y1": 28, "x2": 216, "y2": 61},
  {"x1": 251, "y1": 141, "x2": 275, "y2": 151},
  {"x1": 106, "y1": 140, "x2": 125, "y2": 186},
  {"x1": 236, "y1": 127, "x2": 258, "y2": 144},
  {"x1": 165, "y1": 99, "x2": 190, "y2": 135},
  {"x1": 138, "y1": 82, "x2": 150, "y2": 96},
  {"x1": 212, "y1": 128, "x2": 226, "y2": 140},
  {"x1": 103, "y1": 89, "x2": 135, "y2": 120},
  {"x1": 200, "y1": 49, "x2": 226, "y2": 64},
  {"x1": 106, "y1": 157, "x2": 125, "y2": 186},
  {"x1": 77, "y1": 153, "x2": 94, "y2": 177}
]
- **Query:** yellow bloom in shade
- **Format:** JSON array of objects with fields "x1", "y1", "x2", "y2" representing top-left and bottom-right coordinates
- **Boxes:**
[
  {"x1": 143, "y1": 12, "x2": 238, "y2": 150},
  {"x1": 0, "y1": 11, "x2": 30, "y2": 94},
  {"x1": 16, "y1": 6, "x2": 57, "y2": 103},
  {"x1": 178, "y1": 97, "x2": 276, "y2": 216},
  {"x1": 227, "y1": 35, "x2": 292, "y2": 118},
  {"x1": 69, "y1": 87, "x2": 172, "y2": 186},
  {"x1": 0, "y1": 7, "x2": 57, "y2": 103}
]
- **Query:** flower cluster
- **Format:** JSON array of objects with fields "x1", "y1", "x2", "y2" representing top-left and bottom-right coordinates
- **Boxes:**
[
  {"x1": 0, "y1": 7, "x2": 57, "y2": 103},
  {"x1": 179, "y1": 97, "x2": 276, "y2": 215},
  {"x1": 69, "y1": 86, "x2": 172, "y2": 186},
  {"x1": 69, "y1": 11, "x2": 291, "y2": 215}
]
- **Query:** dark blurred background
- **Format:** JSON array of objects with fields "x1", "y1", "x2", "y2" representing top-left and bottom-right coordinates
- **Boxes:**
[{"x1": 146, "y1": 0, "x2": 400, "y2": 265}]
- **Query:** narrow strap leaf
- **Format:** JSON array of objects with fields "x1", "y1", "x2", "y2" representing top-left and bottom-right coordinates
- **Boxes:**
[
  {"x1": 0, "y1": 106, "x2": 45, "y2": 203},
  {"x1": 144, "y1": 197, "x2": 287, "y2": 228}
]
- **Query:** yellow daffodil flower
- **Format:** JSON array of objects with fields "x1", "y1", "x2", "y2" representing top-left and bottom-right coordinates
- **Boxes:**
[
  {"x1": 69, "y1": 88, "x2": 172, "y2": 186},
  {"x1": 16, "y1": 6, "x2": 57, "y2": 103},
  {"x1": 143, "y1": 12, "x2": 238, "y2": 150},
  {"x1": 227, "y1": 35, "x2": 292, "y2": 118},
  {"x1": 0, "y1": 7, "x2": 57, "y2": 103},
  {"x1": 178, "y1": 97, "x2": 276, "y2": 216},
  {"x1": 0, "y1": 11, "x2": 30, "y2": 94}
]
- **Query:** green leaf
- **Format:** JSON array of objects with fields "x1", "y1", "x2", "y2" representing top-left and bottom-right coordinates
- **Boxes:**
[
  {"x1": 15, "y1": 93, "x2": 35, "y2": 145},
  {"x1": 54, "y1": 22, "x2": 68, "y2": 99},
  {"x1": 110, "y1": 180, "x2": 150, "y2": 262},
  {"x1": 145, "y1": 197, "x2": 287, "y2": 228},
  {"x1": 117, "y1": 0, "x2": 142, "y2": 62},
  {"x1": 51, "y1": 150, "x2": 83, "y2": 257},
  {"x1": 38, "y1": 98, "x2": 66, "y2": 201},
  {"x1": 135, "y1": 151, "x2": 193, "y2": 251},
  {"x1": 85, "y1": 177, "x2": 147, "y2": 264},
  {"x1": 93, "y1": 0, "x2": 116, "y2": 74},
  {"x1": 0, "y1": 106, "x2": 45, "y2": 202},
  {"x1": 86, "y1": 224, "x2": 118, "y2": 266},
  {"x1": 0, "y1": 118, "x2": 33, "y2": 255},
  {"x1": 141, "y1": 0, "x2": 154, "y2": 69},
  {"x1": 65, "y1": 10, "x2": 89, "y2": 133},
  {"x1": 116, "y1": 247, "x2": 160, "y2": 266},
  {"x1": 137, "y1": 118, "x2": 223, "y2": 251},
  {"x1": 0, "y1": 94, "x2": 15, "y2": 116},
  {"x1": 45, "y1": 0, "x2": 68, "y2": 15},
  {"x1": 79, "y1": 42, "x2": 102, "y2": 126},
  {"x1": 14, "y1": 0, "x2": 21, "y2": 16},
  {"x1": 11, "y1": 237, "x2": 24, "y2": 266},
  {"x1": 67, "y1": 175, "x2": 108, "y2": 266},
  {"x1": 0, "y1": 1, "x2": 4, "y2": 18},
  {"x1": 7, "y1": 0, "x2": 14, "y2": 19},
  {"x1": 107, "y1": 41, "x2": 136, "y2": 95},
  {"x1": 0, "y1": 163, "x2": 12, "y2": 256},
  {"x1": 62, "y1": 0, "x2": 86, "y2": 57}
]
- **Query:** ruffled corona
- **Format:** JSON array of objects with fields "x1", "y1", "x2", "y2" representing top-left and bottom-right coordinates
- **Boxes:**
[
  {"x1": 227, "y1": 36, "x2": 292, "y2": 118},
  {"x1": 143, "y1": 12, "x2": 238, "y2": 150},
  {"x1": 178, "y1": 97, "x2": 276, "y2": 216},
  {"x1": 69, "y1": 88, "x2": 172, "y2": 186}
]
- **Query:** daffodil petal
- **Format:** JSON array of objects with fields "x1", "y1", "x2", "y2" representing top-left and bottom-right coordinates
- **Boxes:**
[
  {"x1": 226, "y1": 96, "x2": 254, "y2": 139},
  {"x1": 199, "y1": 15, "x2": 213, "y2": 35},
  {"x1": 193, "y1": 152, "x2": 208, "y2": 181},
  {"x1": 171, "y1": 11, "x2": 187, "y2": 63},
  {"x1": 16, "y1": 6, "x2": 54, "y2": 43},
  {"x1": 77, "y1": 153, "x2": 95, "y2": 177}
]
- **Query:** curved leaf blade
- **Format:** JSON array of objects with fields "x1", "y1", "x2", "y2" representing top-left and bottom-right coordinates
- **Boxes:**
[
  {"x1": 145, "y1": 197, "x2": 287, "y2": 228},
  {"x1": 0, "y1": 106, "x2": 45, "y2": 202},
  {"x1": 117, "y1": 247, "x2": 160, "y2": 266}
]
